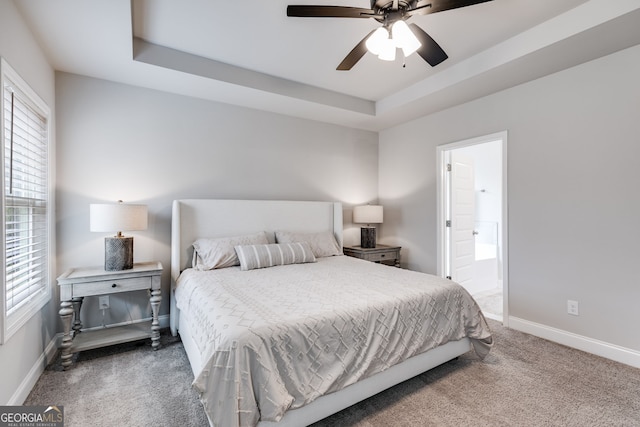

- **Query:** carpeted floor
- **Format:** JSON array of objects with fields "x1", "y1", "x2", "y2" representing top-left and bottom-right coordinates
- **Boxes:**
[
  {"x1": 25, "y1": 320, "x2": 640, "y2": 426},
  {"x1": 26, "y1": 332, "x2": 209, "y2": 427}
]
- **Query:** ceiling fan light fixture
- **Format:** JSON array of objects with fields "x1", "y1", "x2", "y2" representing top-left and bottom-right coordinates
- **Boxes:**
[
  {"x1": 287, "y1": 0, "x2": 493, "y2": 70},
  {"x1": 377, "y1": 37, "x2": 396, "y2": 61},
  {"x1": 392, "y1": 20, "x2": 421, "y2": 57},
  {"x1": 365, "y1": 27, "x2": 389, "y2": 55}
]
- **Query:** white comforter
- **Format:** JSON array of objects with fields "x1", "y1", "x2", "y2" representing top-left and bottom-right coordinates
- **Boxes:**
[{"x1": 175, "y1": 255, "x2": 492, "y2": 427}]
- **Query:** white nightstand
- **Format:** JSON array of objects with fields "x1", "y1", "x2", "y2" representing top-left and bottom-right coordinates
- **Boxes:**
[{"x1": 57, "y1": 261, "x2": 163, "y2": 370}]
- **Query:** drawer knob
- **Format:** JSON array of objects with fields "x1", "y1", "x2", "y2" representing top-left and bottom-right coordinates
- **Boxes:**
[
  {"x1": 380, "y1": 254, "x2": 385, "y2": 257},
  {"x1": 111, "y1": 283, "x2": 117, "y2": 288}
]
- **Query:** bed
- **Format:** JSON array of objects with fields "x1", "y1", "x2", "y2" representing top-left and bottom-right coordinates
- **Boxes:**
[{"x1": 170, "y1": 199, "x2": 492, "y2": 427}]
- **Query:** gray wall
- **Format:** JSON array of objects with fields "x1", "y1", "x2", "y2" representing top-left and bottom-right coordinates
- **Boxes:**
[
  {"x1": 55, "y1": 72, "x2": 379, "y2": 329},
  {"x1": 0, "y1": 0, "x2": 57, "y2": 405},
  {"x1": 379, "y1": 44, "x2": 640, "y2": 352}
]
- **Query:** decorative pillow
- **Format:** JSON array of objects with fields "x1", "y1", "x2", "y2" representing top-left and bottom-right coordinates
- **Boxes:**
[
  {"x1": 192, "y1": 231, "x2": 268, "y2": 270},
  {"x1": 274, "y1": 230, "x2": 341, "y2": 258},
  {"x1": 235, "y1": 242, "x2": 316, "y2": 271}
]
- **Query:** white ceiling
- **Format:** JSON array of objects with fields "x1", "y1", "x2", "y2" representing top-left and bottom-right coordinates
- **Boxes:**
[{"x1": 14, "y1": 0, "x2": 640, "y2": 131}]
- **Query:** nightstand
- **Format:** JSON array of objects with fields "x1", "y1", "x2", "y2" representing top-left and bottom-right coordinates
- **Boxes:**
[
  {"x1": 57, "y1": 261, "x2": 163, "y2": 370},
  {"x1": 343, "y1": 244, "x2": 401, "y2": 267}
]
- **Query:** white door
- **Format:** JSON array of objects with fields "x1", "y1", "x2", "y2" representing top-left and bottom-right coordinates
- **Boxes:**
[{"x1": 450, "y1": 151, "x2": 475, "y2": 288}]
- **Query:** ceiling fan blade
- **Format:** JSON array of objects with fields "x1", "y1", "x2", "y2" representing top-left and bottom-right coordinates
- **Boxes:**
[
  {"x1": 410, "y1": 0, "x2": 493, "y2": 16},
  {"x1": 409, "y1": 23, "x2": 448, "y2": 67},
  {"x1": 287, "y1": 5, "x2": 375, "y2": 18},
  {"x1": 337, "y1": 29, "x2": 376, "y2": 71}
]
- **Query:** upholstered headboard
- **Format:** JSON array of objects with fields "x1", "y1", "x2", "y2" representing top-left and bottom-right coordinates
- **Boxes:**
[{"x1": 170, "y1": 199, "x2": 343, "y2": 335}]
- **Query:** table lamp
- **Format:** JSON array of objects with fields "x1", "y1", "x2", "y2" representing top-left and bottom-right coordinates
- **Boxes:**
[
  {"x1": 353, "y1": 205, "x2": 383, "y2": 248},
  {"x1": 90, "y1": 200, "x2": 148, "y2": 271}
]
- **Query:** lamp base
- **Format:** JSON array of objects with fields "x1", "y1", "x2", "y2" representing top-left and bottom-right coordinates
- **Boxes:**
[
  {"x1": 104, "y1": 236, "x2": 133, "y2": 271},
  {"x1": 360, "y1": 227, "x2": 377, "y2": 249}
]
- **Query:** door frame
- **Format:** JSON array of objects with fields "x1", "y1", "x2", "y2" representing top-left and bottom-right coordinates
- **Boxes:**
[{"x1": 436, "y1": 131, "x2": 509, "y2": 325}]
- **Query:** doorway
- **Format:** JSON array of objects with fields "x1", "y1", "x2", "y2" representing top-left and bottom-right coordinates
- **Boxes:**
[{"x1": 436, "y1": 132, "x2": 508, "y2": 324}]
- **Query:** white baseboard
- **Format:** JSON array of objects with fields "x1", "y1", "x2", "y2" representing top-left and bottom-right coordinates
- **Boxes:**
[
  {"x1": 483, "y1": 312, "x2": 503, "y2": 322},
  {"x1": 509, "y1": 316, "x2": 640, "y2": 369},
  {"x1": 9, "y1": 314, "x2": 171, "y2": 405}
]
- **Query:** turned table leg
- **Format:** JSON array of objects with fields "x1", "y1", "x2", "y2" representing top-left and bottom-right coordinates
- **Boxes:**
[
  {"x1": 71, "y1": 297, "x2": 83, "y2": 335},
  {"x1": 150, "y1": 289, "x2": 162, "y2": 350},
  {"x1": 59, "y1": 300, "x2": 74, "y2": 370}
]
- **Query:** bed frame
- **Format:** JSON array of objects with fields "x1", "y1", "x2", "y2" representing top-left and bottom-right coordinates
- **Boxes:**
[{"x1": 170, "y1": 199, "x2": 471, "y2": 427}]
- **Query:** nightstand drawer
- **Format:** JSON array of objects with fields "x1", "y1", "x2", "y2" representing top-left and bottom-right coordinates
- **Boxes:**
[
  {"x1": 343, "y1": 245, "x2": 401, "y2": 267},
  {"x1": 365, "y1": 251, "x2": 395, "y2": 262},
  {"x1": 73, "y1": 276, "x2": 152, "y2": 297}
]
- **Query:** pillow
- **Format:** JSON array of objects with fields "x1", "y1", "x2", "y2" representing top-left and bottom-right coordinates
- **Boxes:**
[
  {"x1": 275, "y1": 230, "x2": 341, "y2": 258},
  {"x1": 192, "y1": 231, "x2": 268, "y2": 270},
  {"x1": 235, "y1": 242, "x2": 316, "y2": 271}
]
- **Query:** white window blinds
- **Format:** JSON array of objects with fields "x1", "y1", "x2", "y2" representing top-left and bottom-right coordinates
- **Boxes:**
[{"x1": 1, "y1": 59, "x2": 51, "y2": 342}]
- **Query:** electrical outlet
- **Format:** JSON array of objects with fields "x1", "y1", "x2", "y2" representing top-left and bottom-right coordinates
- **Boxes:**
[
  {"x1": 99, "y1": 295, "x2": 110, "y2": 310},
  {"x1": 567, "y1": 300, "x2": 579, "y2": 316}
]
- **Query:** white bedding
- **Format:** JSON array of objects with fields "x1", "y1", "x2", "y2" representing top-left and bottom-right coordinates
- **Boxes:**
[{"x1": 175, "y1": 255, "x2": 492, "y2": 427}]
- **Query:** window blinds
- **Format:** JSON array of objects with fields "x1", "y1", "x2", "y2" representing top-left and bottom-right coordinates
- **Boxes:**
[{"x1": 3, "y1": 79, "x2": 49, "y2": 315}]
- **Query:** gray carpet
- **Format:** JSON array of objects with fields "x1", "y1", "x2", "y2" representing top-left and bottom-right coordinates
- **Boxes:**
[
  {"x1": 25, "y1": 320, "x2": 640, "y2": 426},
  {"x1": 26, "y1": 332, "x2": 209, "y2": 426}
]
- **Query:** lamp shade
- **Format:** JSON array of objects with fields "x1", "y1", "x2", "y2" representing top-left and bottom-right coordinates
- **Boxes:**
[
  {"x1": 392, "y1": 20, "x2": 421, "y2": 57},
  {"x1": 365, "y1": 27, "x2": 389, "y2": 55},
  {"x1": 377, "y1": 38, "x2": 396, "y2": 61},
  {"x1": 90, "y1": 202, "x2": 148, "y2": 233},
  {"x1": 353, "y1": 205, "x2": 383, "y2": 224},
  {"x1": 366, "y1": 27, "x2": 397, "y2": 61}
]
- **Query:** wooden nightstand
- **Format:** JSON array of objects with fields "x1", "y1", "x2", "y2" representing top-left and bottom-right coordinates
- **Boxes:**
[
  {"x1": 343, "y1": 244, "x2": 401, "y2": 267},
  {"x1": 57, "y1": 261, "x2": 163, "y2": 369}
]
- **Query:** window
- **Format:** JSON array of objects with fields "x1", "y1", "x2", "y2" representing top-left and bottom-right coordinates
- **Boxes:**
[{"x1": 1, "y1": 58, "x2": 52, "y2": 343}]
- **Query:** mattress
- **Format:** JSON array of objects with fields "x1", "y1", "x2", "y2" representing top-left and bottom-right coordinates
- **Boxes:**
[{"x1": 175, "y1": 255, "x2": 492, "y2": 427}]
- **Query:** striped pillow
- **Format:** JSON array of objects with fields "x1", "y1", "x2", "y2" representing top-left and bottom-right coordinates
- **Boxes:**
[{"x1": 235, "y1": 242, "x2": 316, "y2": 271}]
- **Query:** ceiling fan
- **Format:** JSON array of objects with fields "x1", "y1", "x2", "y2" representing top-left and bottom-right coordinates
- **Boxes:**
[{"x1": 287, "y1": 0, "x2": 493, "y2": 70}]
